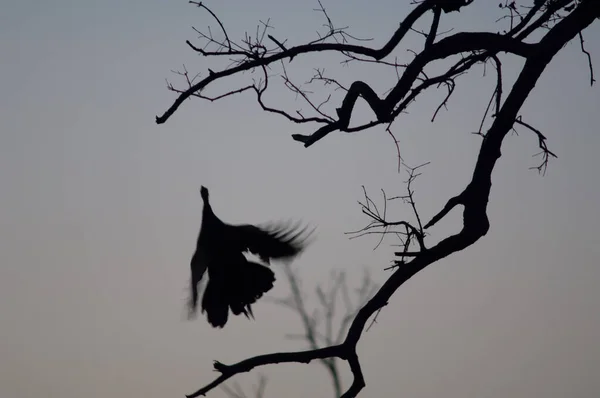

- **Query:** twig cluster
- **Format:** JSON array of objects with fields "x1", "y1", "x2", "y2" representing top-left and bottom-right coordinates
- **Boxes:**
[{"x1": 346, "y1": 162, "x2": 429, "y2": 265}]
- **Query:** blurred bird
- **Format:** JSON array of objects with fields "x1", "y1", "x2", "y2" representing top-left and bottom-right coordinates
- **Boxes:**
[{"x1": 188, "y1": 186, "x2": 314, "y2": 328}]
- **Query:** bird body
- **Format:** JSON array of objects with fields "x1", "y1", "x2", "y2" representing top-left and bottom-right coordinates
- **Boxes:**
[{"x1": 188, "y1": 186, "x2": 312, "y2": 328}]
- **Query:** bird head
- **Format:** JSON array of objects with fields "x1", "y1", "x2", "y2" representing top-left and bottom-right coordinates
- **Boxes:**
[{"x1": 200, "y1": 186, "x2": 210, "y2": 202}]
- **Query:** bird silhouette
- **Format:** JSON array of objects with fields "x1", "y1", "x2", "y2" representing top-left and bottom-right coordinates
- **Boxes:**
[{"x1": 188, "y1": 186, "x2": 313, "y2": 328}]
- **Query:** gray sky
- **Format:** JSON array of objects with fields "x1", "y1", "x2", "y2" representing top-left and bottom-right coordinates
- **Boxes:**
[{"x1": 1, "y1": 1, "x2": 599, "y2": 397}]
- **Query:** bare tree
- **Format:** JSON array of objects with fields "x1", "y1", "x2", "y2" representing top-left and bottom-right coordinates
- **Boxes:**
[{"x1": 156, "y1": 1, "x2": 599, "y2": 396}]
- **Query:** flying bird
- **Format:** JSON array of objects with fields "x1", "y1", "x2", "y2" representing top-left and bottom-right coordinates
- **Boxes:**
[{"x1": 188, "y1": 186, "x2": 313, "y2": 328}]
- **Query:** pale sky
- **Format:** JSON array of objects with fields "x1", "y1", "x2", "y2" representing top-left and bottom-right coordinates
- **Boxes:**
[{"x1": 1, "y1": 1, "x2": 599, "y2": 398}]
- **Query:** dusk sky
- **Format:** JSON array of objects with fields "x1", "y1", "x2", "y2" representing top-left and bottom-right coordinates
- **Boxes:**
[{"x1": 1, "y1": 1, "x2": 599, "y2": 397}]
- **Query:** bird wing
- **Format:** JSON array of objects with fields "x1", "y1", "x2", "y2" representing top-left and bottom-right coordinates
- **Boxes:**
[
  {"x1": 231, "y1": 221, "x2": 314, "y2": 262},
  {"x1": 187, "y1": 247, "x2": 209, "y2": 317}
]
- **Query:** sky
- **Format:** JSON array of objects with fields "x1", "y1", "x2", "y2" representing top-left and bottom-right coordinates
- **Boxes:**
[{"x1": 1, "y1": 1, "x2": 599, "y2": 397}]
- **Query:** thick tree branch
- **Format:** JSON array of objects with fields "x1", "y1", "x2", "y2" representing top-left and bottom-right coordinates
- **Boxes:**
[{"x1": 425, "y1": 7, "x2": 442, "y2": 49}]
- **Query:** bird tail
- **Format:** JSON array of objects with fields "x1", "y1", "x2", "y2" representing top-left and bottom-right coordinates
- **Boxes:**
[
  {"x1": 228, "y1": 260, "x2": 275, "y2": 318},
  {"x1": 200, "y1": 261, "x2": 275, "y2": 328}
]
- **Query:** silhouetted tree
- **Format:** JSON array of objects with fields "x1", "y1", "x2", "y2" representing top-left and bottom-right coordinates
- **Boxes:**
[{"x1": 156, "y1": 1, "x2": 599, "y2": 396}]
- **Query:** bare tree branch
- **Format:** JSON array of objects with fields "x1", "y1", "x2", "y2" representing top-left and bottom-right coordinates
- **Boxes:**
[
  {"x1": 513, "y1": 116, "x2": 558, "y2": 175},
  {"x1": 156, "y1": 3, "x2": 532, "y2": 130}
]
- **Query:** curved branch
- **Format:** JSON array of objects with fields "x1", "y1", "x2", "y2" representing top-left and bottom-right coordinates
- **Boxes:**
[
  {"x1": 293, "y1": 32, "x2": 533, "y2": 147},
  {"x1": 189, "y1": 1, "x2": 233, "y2": 51},
  {"x1": 340, "y1": 354, "x2": 365, "y2": 398}
]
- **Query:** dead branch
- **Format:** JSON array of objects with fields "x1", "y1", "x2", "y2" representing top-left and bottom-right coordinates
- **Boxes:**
[
  {"x1": 513, "y1": 116, "x2": 558, "y2": 175},
  {"x1": 578, "y1": 31, "x2": 596, "y2": 86}
]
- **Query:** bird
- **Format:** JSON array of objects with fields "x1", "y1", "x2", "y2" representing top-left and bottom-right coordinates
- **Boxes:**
[{"x1": 188, "y1": 185, "x2": 314, "y2": 328}]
